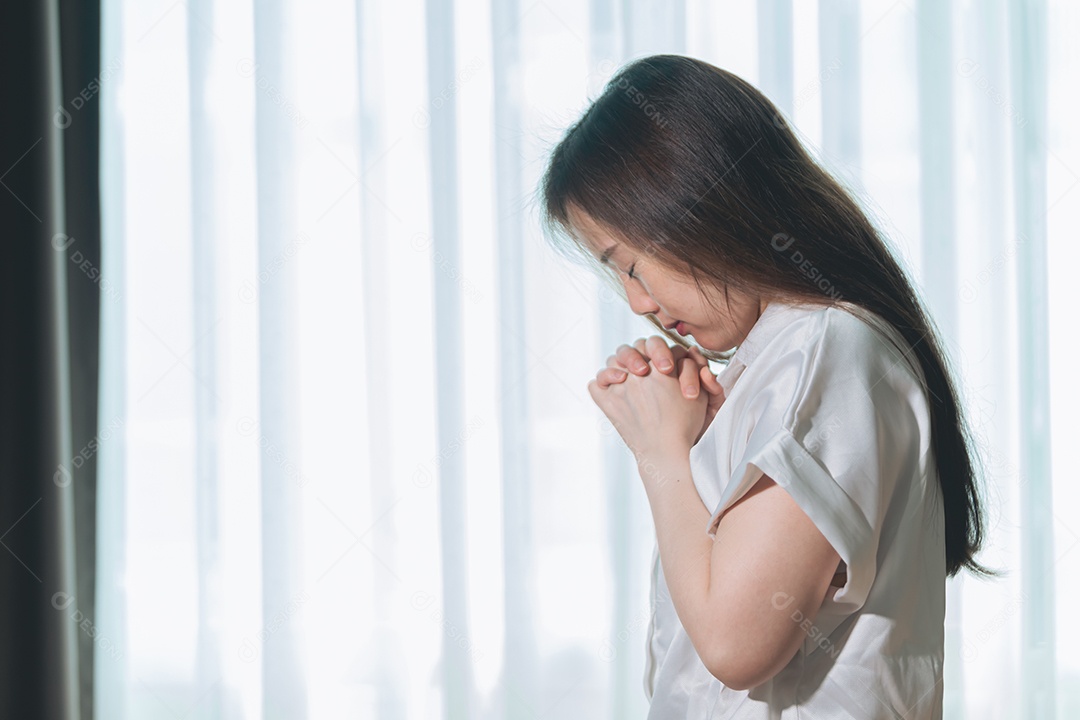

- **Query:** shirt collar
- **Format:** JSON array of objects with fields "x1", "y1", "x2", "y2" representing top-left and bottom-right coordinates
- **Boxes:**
[
  {"x1": 729, "y1": 300, "x2": 806, "y2": 368},
  {"x1": 716, "y1": 300, "x2": 812, "y2": 395}
]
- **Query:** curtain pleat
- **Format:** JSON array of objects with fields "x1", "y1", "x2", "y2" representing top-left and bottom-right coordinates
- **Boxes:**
[
  {"x1": 185, "y1": 1, "x2": 226, "y2": 718},
  {"x1": 94, "y1": 0, "x2": 127, "y2": 717},
  {"x1": 252, "y1": 1, "x2": 309, "y2": 717},
  {"x1": 490, "y1": 1, "x2": 539, "y2": 719},
  {"x1": 817, "y1": 0, "x2": 863, "y2": 193},
  {"x1": 757, "y1": 0, "x2": 793, "y2": 113},
  {"x1": 422, "y1": 0, "x2": 475, "y2": 716},
  {"x1": 1008, "y1": 0, "x2": 1056, "y2": 715},
  {"x1": 914, "y1": 3, "x2": 966, "y2": 714},
  {"x1": 55, "y1": 0, "x2": 105, "y2": 716},
  {"x1": 354, "y1": 0, "x2": 405, "y2": 716},
  {"x1": 954, "y1": 1, "x2": 1022, "y2": 716}
]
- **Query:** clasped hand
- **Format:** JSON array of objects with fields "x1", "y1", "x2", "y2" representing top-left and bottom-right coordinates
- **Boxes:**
[{"x1": 586, "y1": 336, "x2": 726, "y2": 462}]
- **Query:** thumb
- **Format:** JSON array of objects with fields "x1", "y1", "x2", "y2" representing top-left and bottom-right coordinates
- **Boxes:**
[{"x1": 699, "y1": 365, "x2": 724, "y2": 397}]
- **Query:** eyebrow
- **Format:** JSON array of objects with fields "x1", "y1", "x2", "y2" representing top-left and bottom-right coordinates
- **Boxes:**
[{"x1": 599, "y1": 245, "x2": 617, "y2": 266}]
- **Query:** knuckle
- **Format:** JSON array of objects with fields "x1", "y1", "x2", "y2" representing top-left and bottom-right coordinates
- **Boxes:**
[{"x1": 648, "y1": 339, "x2": 674, "y2": 365}]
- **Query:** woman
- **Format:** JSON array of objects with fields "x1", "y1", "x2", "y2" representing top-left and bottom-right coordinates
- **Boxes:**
[{"x1": 539, "y1": 54, "x2": 994, "y2": 718}]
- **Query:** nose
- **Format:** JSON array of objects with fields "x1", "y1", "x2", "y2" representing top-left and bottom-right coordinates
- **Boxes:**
[{"x1": 623, "y1": 276, "x2": 659, "y2": 316}]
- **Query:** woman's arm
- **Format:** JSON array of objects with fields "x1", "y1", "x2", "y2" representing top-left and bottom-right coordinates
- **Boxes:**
[{"x1": 640, "y1": 446, "x2": 840, "y2": 691}]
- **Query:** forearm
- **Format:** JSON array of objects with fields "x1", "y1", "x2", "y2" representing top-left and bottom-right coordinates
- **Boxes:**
[{"x1": 637, "y1": 446, "x2": 715, "y2": 660}]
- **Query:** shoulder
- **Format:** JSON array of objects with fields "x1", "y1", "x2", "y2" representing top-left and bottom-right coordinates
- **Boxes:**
[
  {"x1": 745, "y1": 301, "x2": 898, "y2": 360},
  {"x1": 720, "y1": 301, "x2": 929, "y2": 428},
  {"x1": 738, "y1": 302, "x2": 928, "y2": 437},
  {"x1": 786, "y1": 302, "x2": 921, "y2": 385}
]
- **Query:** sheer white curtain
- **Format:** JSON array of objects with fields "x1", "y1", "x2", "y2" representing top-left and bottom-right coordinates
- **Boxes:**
[{"x1": 95, "y1": 0, "x2": 1079, "y2": 717}]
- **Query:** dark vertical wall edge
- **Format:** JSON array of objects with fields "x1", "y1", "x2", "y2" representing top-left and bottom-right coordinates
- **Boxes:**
[{"x1": 0, "y1": 0, "x2": 102, "y2": 717}]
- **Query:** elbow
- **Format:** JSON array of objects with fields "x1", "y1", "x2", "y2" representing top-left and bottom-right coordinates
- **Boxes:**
[
  {"x1": 703, "y1": 655, "x2": 769, "y2": 693},
  {"x1": 702, "y1": 639, "x2": 796, "y2": 692}
]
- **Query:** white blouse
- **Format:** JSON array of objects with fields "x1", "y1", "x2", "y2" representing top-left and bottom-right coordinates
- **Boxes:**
[{"x1": 643, "y1": 300, "x2": 946, "y2": 719}]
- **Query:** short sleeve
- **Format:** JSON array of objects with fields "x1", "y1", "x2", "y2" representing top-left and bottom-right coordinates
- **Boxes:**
[{"x1": 701, "y1": 309, "x2": 927, "y2": 614}]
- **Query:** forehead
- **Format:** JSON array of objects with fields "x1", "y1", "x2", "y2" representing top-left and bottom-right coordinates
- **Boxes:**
[{"x1": 566, "y1": 205, "x2": 620, "y2": 259}]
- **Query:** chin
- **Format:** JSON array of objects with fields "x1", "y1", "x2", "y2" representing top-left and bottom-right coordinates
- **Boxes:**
[
  {"x1": 693, "y1": 333, "x2": 718, "y2": 351},
  {"x1": 694, "y1": 333, "x2": 733, "y2": 353}
]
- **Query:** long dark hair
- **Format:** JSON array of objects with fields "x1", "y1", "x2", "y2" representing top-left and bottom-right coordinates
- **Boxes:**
[{"x1": 539, "y1": 54, "x2": 994, "y2": 578}]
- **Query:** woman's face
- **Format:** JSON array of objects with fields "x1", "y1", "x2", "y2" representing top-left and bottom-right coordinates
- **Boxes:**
[{"x1": 569, "y1": 206, "x2": 767, "y2": 352}]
